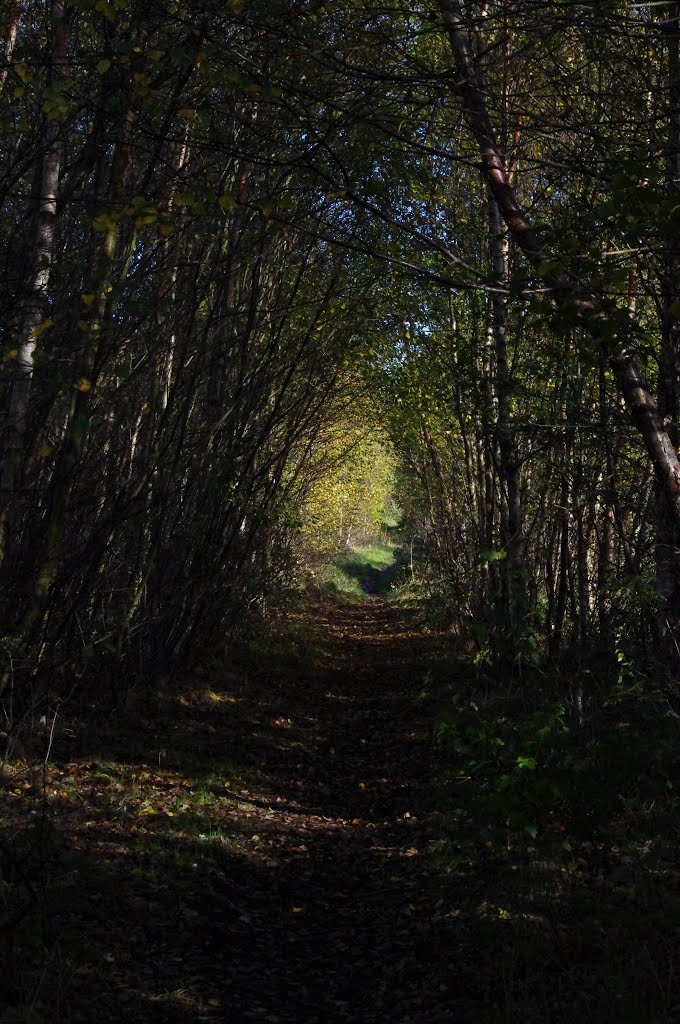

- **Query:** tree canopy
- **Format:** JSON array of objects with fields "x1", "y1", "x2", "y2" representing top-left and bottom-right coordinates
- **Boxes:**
[{"x1": 2, "y1": 0, "x2": 680, "y2": 692}]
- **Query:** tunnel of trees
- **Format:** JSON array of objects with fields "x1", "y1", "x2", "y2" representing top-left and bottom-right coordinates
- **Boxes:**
[
  {"x1": 3, "y1": 0, "x2": 680, "y2": 691},
  {"x1": 3, "y1": 2, "x2": 680, "y2": 1021}
]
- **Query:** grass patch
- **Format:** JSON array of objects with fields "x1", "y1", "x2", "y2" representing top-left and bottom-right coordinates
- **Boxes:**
[
  {"x1": 344, "y1": 542, "x2": 396, "y2": 570},
  {"x1": 315, "y1": 540, "x2": 410, "y2": 599},
  {"x1": 317, "y1": 562, "x2": 367, "y2": 599}
]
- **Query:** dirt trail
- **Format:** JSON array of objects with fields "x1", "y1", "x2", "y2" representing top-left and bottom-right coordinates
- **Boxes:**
[
  {"x1": 3, "y1": 599, "x2": 471, "y2": 1023},
  {"x1": 212, "y1": 599, "x2": 453, "y2": 1023}
]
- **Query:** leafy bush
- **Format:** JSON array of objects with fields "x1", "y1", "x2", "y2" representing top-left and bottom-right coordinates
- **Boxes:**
[{"x1": 436, "y1": 678, "x2": 680, "y2": 855}]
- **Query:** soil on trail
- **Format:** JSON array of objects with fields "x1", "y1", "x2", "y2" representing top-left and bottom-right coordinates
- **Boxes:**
[
  {"x1": 213, "y1": 600, "x2": 452, "y2": 1023},
  {"x1": 3, "y1": 599, "x2": 472, "y2": 1024}
]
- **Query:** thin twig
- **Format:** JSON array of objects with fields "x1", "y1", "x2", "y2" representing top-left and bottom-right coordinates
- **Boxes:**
[{"x1": 44, "y1": 707, "x2": 58, "y2": 764}]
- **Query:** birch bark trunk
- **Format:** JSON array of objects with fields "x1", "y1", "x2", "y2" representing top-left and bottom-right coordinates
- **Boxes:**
[
  {"x1": 488, "y1": 192, "x2": 526, "y2": 635},
  {"x1": 0, "y1": 3, "x2": 20, "y2": 93},
  {"x1": 655, "y1": 2, "x2": 680, "y2": 664},
  {"x1": 0, "y1": 1, "x2": 71, "y2": 570}
]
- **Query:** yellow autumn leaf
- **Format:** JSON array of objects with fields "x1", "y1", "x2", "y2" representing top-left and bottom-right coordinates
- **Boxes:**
[
  {"x1": 96, "y1": 58, "x2": 112, "y2": 74},
  {"x1": 31, "y1": 319, "x2": 54, "y2": 339},
  {"x1": 36, "y1": 444, "x2": 54, "y2": 459},
  {"x1": 81, "y1": 293, "x2": 96, "y2": 306},
  {"x1": 74, "y1": 378, "x2": 92, "y2": 392},
  {"x1": 91, "y1": 212, "x2": 118, "y2": 231},
  {"x1": 5, "y1": 349, "x2": 18, "y2": 360},
  {"x1": 207, "y1": 998, "x2": 221, "y2": 1007},
  {"x1": 291, "y1": 906, "x2": 304, "y2": 913}
]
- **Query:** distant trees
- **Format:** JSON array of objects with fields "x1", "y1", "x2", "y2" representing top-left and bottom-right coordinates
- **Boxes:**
[{"x1": 300, "y1": 421, "x2": 396, "y2": 557}]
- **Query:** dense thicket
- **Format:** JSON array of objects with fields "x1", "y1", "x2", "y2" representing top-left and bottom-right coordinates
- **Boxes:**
[
  {"x1": 368, "y1": 0, "x2": 680, "y2": 673},
  {"x1": 0, "y1": 1, "x2": 382, "y2": 709},
  {"x1": 1, "y1": 0, "x2": 680, "y2": 722}
]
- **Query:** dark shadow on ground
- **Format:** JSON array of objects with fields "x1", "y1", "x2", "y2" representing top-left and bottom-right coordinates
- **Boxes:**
[
  {"x1": 3, "y1": 601, "x2": 679, "y2": 1023},
  {"x1": 336, "y1": 548, "x2": 408, "y2": 597}
]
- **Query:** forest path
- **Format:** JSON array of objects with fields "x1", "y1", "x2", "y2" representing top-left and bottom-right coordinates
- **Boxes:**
[
  {"x1": 7, "y1": 598, "x2": 680, "y2": 1024},
  {"x1": 4, "y1": 599, "x2": 473, "y2": 1023},
  {"x1": 202, "y1": 598, "x2": 457, "y2": 1023}
]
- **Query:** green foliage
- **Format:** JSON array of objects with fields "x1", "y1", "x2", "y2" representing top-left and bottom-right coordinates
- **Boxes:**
[
  {"x1": 436, "y1": 693, "x2": 570, "y2": 849},
  {"x1": 312, "y1": 541, "x2": 406, "y2": 600},
  {"x1": 431, "y1": 664, "x2": 680, "y2": 1021},
  {"x1": 299, "y1": 425, "x2": 398, "y2": 561},
  {"x1": 436, "y1": 675, "x2": 680, "y2": 854}
]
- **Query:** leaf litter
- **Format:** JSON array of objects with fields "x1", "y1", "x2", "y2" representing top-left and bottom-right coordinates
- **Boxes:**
[{"x1": 1, "y1": 599, "x2": 464, "y2": 1023}]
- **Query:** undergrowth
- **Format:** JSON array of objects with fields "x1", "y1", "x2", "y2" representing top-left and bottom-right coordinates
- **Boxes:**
[
  {"x1": 432, "y1": 662, "x2": 680, "y2": 1022},
  {"x1": 0, "y1": 623, "x2": 325, "y2": 1023}
]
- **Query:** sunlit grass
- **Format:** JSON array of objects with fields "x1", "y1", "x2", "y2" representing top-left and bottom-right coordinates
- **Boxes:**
[
  {"x1": 344, "y1": 541, "x2": 397, "y2": 570},
  {"x1": 313, "y1": 539, "x2": 406, "y2": 600}
]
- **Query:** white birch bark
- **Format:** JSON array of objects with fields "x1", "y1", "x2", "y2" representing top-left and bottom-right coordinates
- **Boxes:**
[{"x1": 0, "y1": 1, "x2": 71, "y2": 566}]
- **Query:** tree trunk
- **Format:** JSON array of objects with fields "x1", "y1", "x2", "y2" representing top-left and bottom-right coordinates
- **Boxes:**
[
  {"x1": 0, "y1": 3, "x2": 20, "y2": 93},
  {"x1": 655, "y1": 2, "x2": 680, "y2": 665},
  {"x1": 488, "y1": 191, "x2": 526, "y2": 636},
  {"x1": 19, "y1": 84, "x2": 134, "y2": 641},
  {"x1": 0, "y1": 1, "x2": 72, "y2": 571}
]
